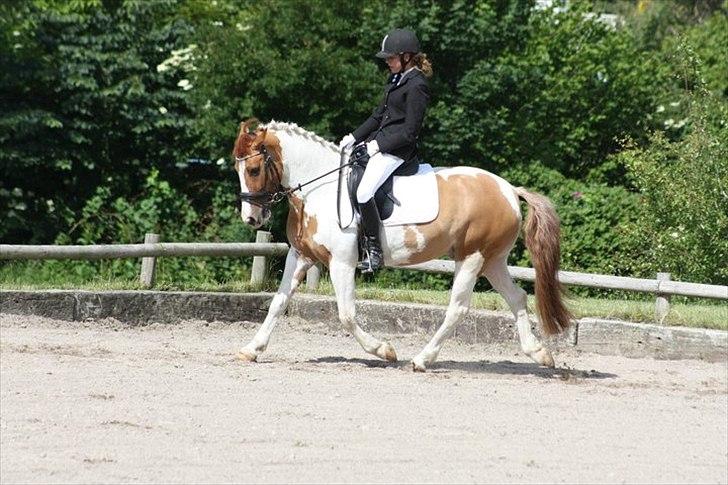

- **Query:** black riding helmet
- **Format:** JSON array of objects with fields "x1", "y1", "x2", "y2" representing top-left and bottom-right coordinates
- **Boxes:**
[{"x1": 375, "y1": 28, "x2": 420, "y2": 58}]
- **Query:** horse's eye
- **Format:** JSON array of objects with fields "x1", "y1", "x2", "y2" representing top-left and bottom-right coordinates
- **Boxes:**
[{"x1": 247, "y1": 166, "x2": 261, "y2": 177}]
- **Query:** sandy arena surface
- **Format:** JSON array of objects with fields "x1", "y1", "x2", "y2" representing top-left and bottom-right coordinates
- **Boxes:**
[{"x1": 0, "y1": 313, "x2": 726, "y2": 484}]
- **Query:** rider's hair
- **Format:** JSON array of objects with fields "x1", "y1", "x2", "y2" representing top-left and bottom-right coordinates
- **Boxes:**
[{"x1": 412, "y1": 52, "x2": 433, "y2": 77}]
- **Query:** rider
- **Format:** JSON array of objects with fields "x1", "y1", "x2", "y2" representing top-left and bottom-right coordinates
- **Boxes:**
[{"x1": 338, "y1": 28, "x2": 432, "y2": 273}]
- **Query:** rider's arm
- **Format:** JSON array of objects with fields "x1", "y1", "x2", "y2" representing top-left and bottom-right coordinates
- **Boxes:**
[{"x1": 352, "y1": 96, "x2": 386, "y2": 143}]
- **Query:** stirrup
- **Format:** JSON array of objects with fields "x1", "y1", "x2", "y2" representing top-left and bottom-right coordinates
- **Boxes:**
[
  {"x1": 357, "y1": 238, "x2": 383, "y2": 273},
  {"x1": 357, "y1": 254, "x2": 382, "y2": 274},
  {"x1": 358, "y1": 252, "x2": 379, "y2": 273}
]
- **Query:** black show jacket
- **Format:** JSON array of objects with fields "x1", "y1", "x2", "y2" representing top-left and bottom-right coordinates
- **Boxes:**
[{"x1": 352, "y1": 69, "x2": 430, "y2": 175}]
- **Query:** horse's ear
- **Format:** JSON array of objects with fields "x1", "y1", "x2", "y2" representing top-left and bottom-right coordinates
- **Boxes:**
[
  {"x1": 233, "y1": 118, "x2": 259, "y2": 159},
  {"x1": 254, "y1": 127, "x2": 268, "y2": 144},
  {"x1": 241, "y1": 118, "x2": 260, "y2": 139}
]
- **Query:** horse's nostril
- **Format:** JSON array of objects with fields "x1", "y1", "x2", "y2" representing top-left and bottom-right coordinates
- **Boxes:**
[{"x1": 246, "y1": 217, "x2": 256, "y2": 225}]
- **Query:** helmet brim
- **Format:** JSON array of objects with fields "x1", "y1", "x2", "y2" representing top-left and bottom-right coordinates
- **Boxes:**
[{"x1": 375, "y1": 51, "x2": 393, "y2": 59}]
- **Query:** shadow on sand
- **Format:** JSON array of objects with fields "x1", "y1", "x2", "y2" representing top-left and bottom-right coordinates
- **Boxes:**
[{"x1": 308, "y1": 356, "x2": 617, "y2": 380}]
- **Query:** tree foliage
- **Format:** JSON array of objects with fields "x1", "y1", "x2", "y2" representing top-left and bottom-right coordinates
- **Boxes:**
[
  {"x1": 1, "y1": 0, "x2": 726, "y2": 288},
  {"x1": 617, "y1": 77, "x2": 728, "y2": 284},
  {"x1": 1, "y1": 0, "x2": 197, "y2": 243}
]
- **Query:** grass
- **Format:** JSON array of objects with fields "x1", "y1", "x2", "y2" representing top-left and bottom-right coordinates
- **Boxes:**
[
  {"x1": 302, "y1": 280, "x2": 727, "y2": 331},
  {"x1": 1, "y1": 267, "x2": 725, "y2": 331}
]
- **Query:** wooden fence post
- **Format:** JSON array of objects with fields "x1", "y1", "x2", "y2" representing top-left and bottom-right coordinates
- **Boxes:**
[
  {"x1": 656, "y1": 272, "x2": 671, "y2": 323},
  {"x1": 139, "y1": 233, "x2": 160, "y2": 288},
  {"x1": 306, "y1": 264, "x2": 321, "y2": 290},
  {"x1": 250, "y1": 231, "x2": 272, "y2": 286}
]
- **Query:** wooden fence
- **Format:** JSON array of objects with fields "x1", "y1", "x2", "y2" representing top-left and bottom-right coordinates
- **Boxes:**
[{"x1": 2, "y1": 231, "x2": 726, "y2": 322}]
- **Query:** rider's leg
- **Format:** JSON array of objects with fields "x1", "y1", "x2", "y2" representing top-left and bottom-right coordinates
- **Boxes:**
[
  {"x1": 356, "y1": 199, "x2": 384, "y2": 273},
  {"x1": 355, "y1": 152, "x2": 404, "y2": 203},
  {"x1": 355, "y1": 152, "x2": 404, "y2": 273}
]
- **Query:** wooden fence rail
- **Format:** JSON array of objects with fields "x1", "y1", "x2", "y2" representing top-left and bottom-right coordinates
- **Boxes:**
[
  {"x1": 1, "y1": 231, "x2": 726, "y2": 322},
  {"x1": 404, "y1": 261, "x2": 727, "y2": 300},
  {"x1": 0, "y1": 233, "x2": 289, "y2": 287},
  {"x1": 0, "y1": 241, "x2": 289, "y2": 260}
]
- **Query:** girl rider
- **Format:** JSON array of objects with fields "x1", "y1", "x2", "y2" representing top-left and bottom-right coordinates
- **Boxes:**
[{"x1": 338, "y1": 28, "x2": 433, "y2": 273}]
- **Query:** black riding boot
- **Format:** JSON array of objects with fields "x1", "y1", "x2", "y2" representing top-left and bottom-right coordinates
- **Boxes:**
[{"x1": 357, "y1": 199, "x2": 384, "y2": 273}]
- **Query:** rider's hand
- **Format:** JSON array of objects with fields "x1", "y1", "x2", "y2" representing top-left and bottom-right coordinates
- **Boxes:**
[
  {"x1": 366, "y1": 140, "x2": 379, "y2": 157},
  {"x1": 338, "y1": 133, "x2": 355, "y2": 151}
]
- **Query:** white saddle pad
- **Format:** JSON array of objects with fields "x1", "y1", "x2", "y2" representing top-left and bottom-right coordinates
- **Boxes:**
[
  {"x1": 382, "y1": 163, "x2": 439, "y2": 226},
  {"x1": 338, "y1": 163, "x2": 439, "y2": 228}
]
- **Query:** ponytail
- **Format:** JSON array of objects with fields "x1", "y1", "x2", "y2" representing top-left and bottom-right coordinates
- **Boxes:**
[{"x1": 413, "y1": 52, "x2": 433, "y2": 77}]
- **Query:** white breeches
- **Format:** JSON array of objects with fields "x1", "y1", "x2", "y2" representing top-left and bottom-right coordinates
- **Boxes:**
[{"x1": 356, "y1": 152, "x2": 405, "y2": 203}]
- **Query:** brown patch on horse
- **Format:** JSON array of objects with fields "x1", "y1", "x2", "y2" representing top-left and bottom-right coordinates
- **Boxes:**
[
  {"x1": 403, "y1": 227, "x2": 422, "y2": 253},
  {"x1": 232, "y1": 119, "x2": 285, "y2": 193},
  {"x1": 287, "y1": 195, "x2": 331, "y2": 264},
  {"x1": 401, "y1": 173, "x2": 520, "y2": 266}
]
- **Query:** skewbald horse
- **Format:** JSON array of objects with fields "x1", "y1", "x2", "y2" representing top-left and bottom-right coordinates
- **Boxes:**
[{"x1": 233, "y1": 119, "x2": 571, "y2": 371}]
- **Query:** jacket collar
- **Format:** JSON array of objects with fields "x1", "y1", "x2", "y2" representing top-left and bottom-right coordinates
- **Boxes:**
[{"x1": 387, "y1": 68, "x2": 421, "y2": 92}]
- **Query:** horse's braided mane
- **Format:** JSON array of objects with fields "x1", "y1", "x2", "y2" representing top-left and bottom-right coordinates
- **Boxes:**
[{"x1": 262, "y1": 120, "x2": 338, "y2": 153}]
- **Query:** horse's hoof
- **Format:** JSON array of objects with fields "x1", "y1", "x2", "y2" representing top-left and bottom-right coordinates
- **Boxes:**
[
  {"x1": 376, "y1": 342, "x2": 398, "y2": 362},
  {"x1": 530, "y1": 348, "x2": 555, "y2": 368},
  {"x1": 411, "y1": 361, "x2": 427, "y2": 372},
  {"x1": 236, "y1": 349, "x2": 258, "y2": 362}
]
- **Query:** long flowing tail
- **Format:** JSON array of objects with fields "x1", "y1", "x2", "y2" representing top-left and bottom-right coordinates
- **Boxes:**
[{"x1": 514, "y1": 187, "x2": 572, "y2": 335}]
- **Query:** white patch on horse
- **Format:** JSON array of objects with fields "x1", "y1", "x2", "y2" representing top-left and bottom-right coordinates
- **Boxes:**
[
  {"x1": 237, "y1": 167, "x2": 255, "y2": 221},
  {"x1": 382, "y1": 225, "x2": 415, "y2": 265},
  {"x1": 410, "y1": 226, "x2": 426, "y2": 251}
]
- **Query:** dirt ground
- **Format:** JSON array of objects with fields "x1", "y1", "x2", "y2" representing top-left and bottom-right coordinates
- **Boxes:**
[{"x1": 0, "y1": 313, "x2": 726, "y2": 484}]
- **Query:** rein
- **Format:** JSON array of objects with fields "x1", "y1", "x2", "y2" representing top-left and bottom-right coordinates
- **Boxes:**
[{"x1": 237, "y1": 146, "x2": 354, "y2": 209}]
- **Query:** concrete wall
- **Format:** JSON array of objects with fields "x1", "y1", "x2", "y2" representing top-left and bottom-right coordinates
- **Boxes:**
[{"x1": 1, "y1": 290, "x2": 725, "y2": 362}]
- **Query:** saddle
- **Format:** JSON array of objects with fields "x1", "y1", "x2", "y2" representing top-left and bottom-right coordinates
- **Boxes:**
[
  {"x1": 346, "y1": 145, "x2": 420, "y2": 222},
  {"x1": 336, "y1": 145, "x2": 439, "y2": 237}
]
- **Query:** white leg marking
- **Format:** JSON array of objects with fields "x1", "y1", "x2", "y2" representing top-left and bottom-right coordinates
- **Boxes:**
[
  {"x1": 412, "y1": 252, "x2": 484, "y2": 371},
  {"x1": 329, "y1": 259, "x2": 397, "y2": 362},
  {"x1": 482, "y1": 257, "x2": 554, "y2": 367},
  {"x1": 239, "y1": 248, "x2": 312, "y2": 361}
]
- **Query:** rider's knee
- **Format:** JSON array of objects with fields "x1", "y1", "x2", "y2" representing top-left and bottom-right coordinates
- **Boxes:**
[{"x1": 356, "y1": 184, "x2": 375, "y2": 204}]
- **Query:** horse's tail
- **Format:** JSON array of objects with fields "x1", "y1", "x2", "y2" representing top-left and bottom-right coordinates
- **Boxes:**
[{"x1": 514, "y1": 187, "x2": 572, "y2": 335}]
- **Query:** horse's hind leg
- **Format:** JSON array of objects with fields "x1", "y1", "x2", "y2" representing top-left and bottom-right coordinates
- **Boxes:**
[
  {"x1": 412, "y1": 252, "x2": 484, "y2": 372},
  {"x1": 482, "y1": 256, "x2": 554, "y2": 367},
  {"x1": 329, "y1": 258, "x2": 397, "y2": 362},
  {"x1": 238, "y1": 247, "x2": 312, "y2": 362}
]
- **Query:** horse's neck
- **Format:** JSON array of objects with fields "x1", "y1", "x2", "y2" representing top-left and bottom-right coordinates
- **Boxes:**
[{"x1": 276, "y1": 130, "x2": 340, "y2": 199}]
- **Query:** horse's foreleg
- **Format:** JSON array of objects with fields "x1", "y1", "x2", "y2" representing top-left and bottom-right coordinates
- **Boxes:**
[
  {"x1": 412, "y1": 252, "x2": 483, "y2": 372},
  {"x1": 482, "y1": 256, "x2": 554, "y2": 368},
  {"x1": 328, "y1": 259, "x2": 397, "y2": 362},
  {"x1": 238, "y1": 247, "x2": 312, "y2": 362}
]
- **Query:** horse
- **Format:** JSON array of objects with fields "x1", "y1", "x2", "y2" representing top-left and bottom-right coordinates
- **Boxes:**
[{"x1": 232, "y1": 119, "x2": 572, "y2": 371}]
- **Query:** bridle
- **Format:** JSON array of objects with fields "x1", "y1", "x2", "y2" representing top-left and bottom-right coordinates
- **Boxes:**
[
  {"x1": 235, "y1": 144, "x2": 288, "y2": 209},
  {"x1": 236, "y1": 144, "x2": 356, "y2": 211}
]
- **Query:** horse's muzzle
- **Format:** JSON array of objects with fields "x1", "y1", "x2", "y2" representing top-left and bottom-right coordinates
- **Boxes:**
[{"x1": 241, "y1": 207, "x2": 271, "y2": 228}]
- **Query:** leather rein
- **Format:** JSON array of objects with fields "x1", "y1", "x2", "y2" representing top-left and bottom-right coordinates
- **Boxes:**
[{"x1": 236, "y1": 145, "x2": 354, "y2": 210}]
